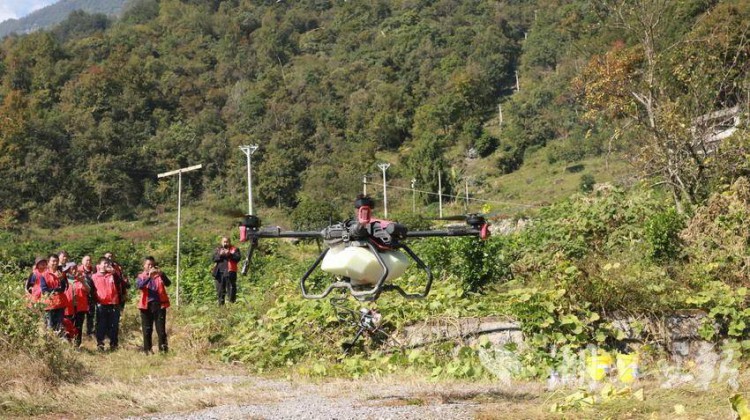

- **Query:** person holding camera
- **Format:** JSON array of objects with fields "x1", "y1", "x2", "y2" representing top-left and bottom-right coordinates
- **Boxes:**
[
  {"x1": 104, "y1": 252, "x2": 130, "y2": 310},
  {"x1": 78, "y1": 255, "x2": 96, "y2": 336},
  {"x1": 212, "y1": 236, "x2": 241, "y2": 305},
  {"x1": 63, "y1": 261, "x2": 90, "y2": 347},
  {"x1": 135, "y1": 256, "x2": 170, "y2": 354},
  {"x1": 40, "y1": 254, "x2": 69, "y2": 333}
]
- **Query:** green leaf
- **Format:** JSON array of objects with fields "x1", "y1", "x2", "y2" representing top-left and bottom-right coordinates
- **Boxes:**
[
  {"x1": 560, "y1": 314, "x2": 579, "y2": 325},
  {"x1": 730, "y1": 394, "x2": 750, "y2": 420}
]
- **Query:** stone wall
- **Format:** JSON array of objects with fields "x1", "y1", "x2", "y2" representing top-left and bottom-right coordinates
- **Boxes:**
[{"x1": 401, "y1": 311, "x2": 718, "y2": 361}]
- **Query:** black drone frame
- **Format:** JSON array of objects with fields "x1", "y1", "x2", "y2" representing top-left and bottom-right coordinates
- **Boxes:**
[{"x1": 238, "y1": 198, "x2": 490, "y2": 302}]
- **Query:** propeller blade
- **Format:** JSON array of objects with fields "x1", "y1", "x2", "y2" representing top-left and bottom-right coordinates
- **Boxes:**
[
  {"x1": 432, "y1": 215, "x2": 470, "y2": 221},
  {"x1": 219, "y1": 208, "x2": 249, "y2": 218}
]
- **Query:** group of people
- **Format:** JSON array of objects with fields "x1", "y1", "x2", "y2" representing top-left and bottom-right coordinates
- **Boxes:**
[
  {"x1": 22, "y1": 236, "x2": 245, "y2": 354},
  {"x1": 25, "y1": 251, "x2": 171, "y2": 354}
]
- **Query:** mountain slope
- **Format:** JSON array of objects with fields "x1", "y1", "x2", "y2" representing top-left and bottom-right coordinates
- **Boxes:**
[{"x1": 0, "y1": 0, "x2": 127, "y2": 38}]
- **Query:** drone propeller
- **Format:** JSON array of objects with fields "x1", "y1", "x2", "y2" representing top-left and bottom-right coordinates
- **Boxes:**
[
  {"x1": 218, "y1": 208, "x2": 252, "y2": 218},
  {"x1": 432, "y1": 214, "x2": 473, "y2": 221}
]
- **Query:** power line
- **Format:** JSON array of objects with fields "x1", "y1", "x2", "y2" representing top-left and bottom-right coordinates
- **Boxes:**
[{"x1": 364, "y1": 181, "x2": 539, "y2": 208}]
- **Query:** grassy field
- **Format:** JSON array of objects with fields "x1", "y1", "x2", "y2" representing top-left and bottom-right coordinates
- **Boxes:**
[{"x1": 372, "y1": 145, "x2": 634, "y2": 220}]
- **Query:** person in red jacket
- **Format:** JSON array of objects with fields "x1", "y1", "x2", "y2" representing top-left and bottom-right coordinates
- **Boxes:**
[
  {"x1": 91, "y1": 257, "x2": 121, "y2": 351},
  {"x1": 25, "y1": 257, "x2": 46, "y2": 307},
  {"x1": 77, "y1": 255, "x2": 96, "y2": 336},
  {"x1": 40, "y1": 254, "x2": 68, "y2": 333},
  {"x1": 212, "y1": 237, "x2": 241, "y2": 305},
  {"x1": 63, "y1": 262, "x2": 90, "y2": 347},
  {"x1": 135, "y1": 256, "x2": 171, "y2": 353},
  {"x1": 104, "y1": 251, "x2": 130, "y2": 310}
]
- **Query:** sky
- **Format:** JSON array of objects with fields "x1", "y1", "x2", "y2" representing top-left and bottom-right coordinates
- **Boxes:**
[{"x1": 0, "y1": 0, "x2": 57, "y2": 24}]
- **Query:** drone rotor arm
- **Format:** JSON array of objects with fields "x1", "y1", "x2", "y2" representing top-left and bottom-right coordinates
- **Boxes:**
[
  {"x1": 405, "y1": 228, "x2": 483, "y2": 238},
  {"x1": 248, "y1": 228, "x2": 324, "y2": 239}
]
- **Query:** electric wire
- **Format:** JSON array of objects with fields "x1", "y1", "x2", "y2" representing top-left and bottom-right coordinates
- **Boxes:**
[{"x1": 364, "y1": 181, "x2": 539, "y2": 208}]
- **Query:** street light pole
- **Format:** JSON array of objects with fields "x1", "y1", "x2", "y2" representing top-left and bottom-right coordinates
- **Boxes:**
[
  {"x1": 240, "y1": 145, "x2": 259, "y2": 215},
  {"x1": 411, "y1": 178, "x2": 416, "y2": 213},
  {"x1": 464, "y1": 178, "x2": 469, "y2": 212},
  {"x1": 438, "y1": 170, "x2": 443, "y2": 219},
  {"x1": 157, "y1": 164, "x2": 203, "y2": 306},
  {"x1": 377, "y1": 163, "x2": 391, "y2": 218}
]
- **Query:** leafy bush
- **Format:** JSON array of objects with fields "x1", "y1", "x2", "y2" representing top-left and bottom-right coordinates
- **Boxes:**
[
  {"x1": 579, "y1": 173, "x2": 596, "y2": 193},
  {"x1": 644, "y1": 208, "x2": 684, "y2": 261},
  {"x1": 0, "y1": 267, "x2": 87, "y2": 387},
  {"x1": 290, "y1": 199, "x2": 343, "y2": 231},
  {"x1": 411, "y1": 235, "x2": 516, "y2": 292},
  {"x1": 682, "y1": 177, "x2": 750, "y2": 285},
  {"x1": 473, "y1": 132, "x2": 499, "y2": 157}
]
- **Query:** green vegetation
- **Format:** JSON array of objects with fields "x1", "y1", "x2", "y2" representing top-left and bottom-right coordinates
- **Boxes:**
[{"x1": 2, "y1": 0, "x2": 750, "y2": 416}]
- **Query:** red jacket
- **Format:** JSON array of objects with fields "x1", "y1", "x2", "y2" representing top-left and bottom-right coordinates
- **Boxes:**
[
  {"x1": 26, "y1": 269, "x2": 43, "y2": 305},
  {"x1": 213, "y1": 246, "x2": 240, "y2": 274},
  {"x1": 92, "y1": 272, "x2": 120, "y2": 305},
  {"x1": 64, "y1": 274, "x2": 90, "y2": 315},
  {"x1": 41, "y1": 270, "x2": 69, "y2": 310},
  {"x1": 136, "y1": 271, "x2": 171, "y2": 310}
]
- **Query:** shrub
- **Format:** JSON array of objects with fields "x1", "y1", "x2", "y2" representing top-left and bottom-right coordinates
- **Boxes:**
[
  {"x1": 290, "y1": 199, "x2": 342, "y2": 231},
  {"x1": 644, "y1": 208, "x2": 684, "y2": 261},
  {"x1": 0, "y1": 268, "x2": 87, "y2": 388},
  {"x1": 579, "y1": 174, "x2": 596, "y2": 193},
  {"x1": 473, "y1": 132, "x2": 499, "y2": 157}
]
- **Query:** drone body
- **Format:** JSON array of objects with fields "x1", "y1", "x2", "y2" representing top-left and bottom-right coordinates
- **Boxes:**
[
  {"x1": 320, "y1": 245, "x2": 410, "y2": 287},
  {"x1": 238, "y1": 195, "x2": 490, "y2": 302}
]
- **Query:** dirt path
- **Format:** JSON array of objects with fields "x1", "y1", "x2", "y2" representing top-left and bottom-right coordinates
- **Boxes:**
[{"x1": 128, "y1": 373, "x2": 545, "y2": 419}]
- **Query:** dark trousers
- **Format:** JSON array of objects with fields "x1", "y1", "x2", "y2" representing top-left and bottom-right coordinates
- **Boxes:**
[
  {"x1": 66, "y1": 312, "x2": 85, "y2": 347},
  {"x1": 140, "y1": 302, "x2": 168, "y2": 353},
  {"x1": 95, "y1": 304, "x2": 120, "y2": 350},
  {"x1": 85, "y1": 298, "x2": 96, "y2": 335},
  {"x1": 215, "y1": 271, "x2": 237, "y2": 305},
  {"x1": 45, "y1": 308, "x2": 64, "y2": 333}
]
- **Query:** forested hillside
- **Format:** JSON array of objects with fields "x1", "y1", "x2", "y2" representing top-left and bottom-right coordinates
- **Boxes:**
[{"x1": 0, "y1": 0, "x2": 749, "y2": 227}]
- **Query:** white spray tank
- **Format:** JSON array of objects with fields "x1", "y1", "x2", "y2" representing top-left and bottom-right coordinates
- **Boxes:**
[{"x1": 321, "y1": 244, "x2": 410, "y2": 287}]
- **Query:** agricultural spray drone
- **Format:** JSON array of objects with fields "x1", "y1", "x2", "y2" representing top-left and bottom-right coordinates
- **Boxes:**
[{"x1": 236, "y1": 195, "x2": 490, "y2": 302}]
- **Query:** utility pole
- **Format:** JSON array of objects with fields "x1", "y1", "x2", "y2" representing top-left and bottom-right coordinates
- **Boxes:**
[
  {"x1": 239, "y1": 145, "x2": 259, "y2": 215},
  {"x1": 363, "y1": 175, "x2": 367, "y2": 196},
  {"x1": 157, "y1": 164, "x2": 202, "y2": 306},
  {"x1": 411, "y1": 178, "x2": 417, "y2": 214},
  {"x1": 378, "y1": 163, "x2": 391, "y2": 218},
  {"x1": 515, "y1": 70, "x2": 520, "y2": 91},
  {"x1": 498, "y1": 103, "x2": 503, "y2": 127},
  {"x1": 438, "y1": 170, "x2": 443, "y2": 219}
]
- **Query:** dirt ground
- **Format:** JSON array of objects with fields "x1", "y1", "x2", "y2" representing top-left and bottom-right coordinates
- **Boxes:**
[{"x1": 2, "y1": 326, "x2": 746, "y2": 419}]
